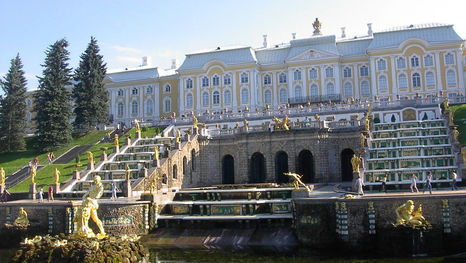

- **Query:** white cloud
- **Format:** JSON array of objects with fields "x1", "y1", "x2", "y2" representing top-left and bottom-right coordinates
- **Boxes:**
[{"x1": 111, "y1": 45, "x2": 143, "y2": 54}]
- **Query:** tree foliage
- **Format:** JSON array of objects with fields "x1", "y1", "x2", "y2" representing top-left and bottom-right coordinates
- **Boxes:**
[
  {"x1": 0, "y1": 54, "x2": 28, "y2": 152},
  {"x1": 73, "y1": 37, "x2": 108, "y2": 132},
  {"x1": 34, "y1": 39, "x2": 73, "y2": 152}
]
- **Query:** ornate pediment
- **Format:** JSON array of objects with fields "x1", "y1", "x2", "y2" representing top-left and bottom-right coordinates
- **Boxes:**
[{"x1": 287, "y1": 49, "x2": 338, "y2": 62}]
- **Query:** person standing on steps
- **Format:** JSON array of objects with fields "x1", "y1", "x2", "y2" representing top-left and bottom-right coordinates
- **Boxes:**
[
  {"x1": 48, "y1": 186, "x2": 54, "y2": 201},
  {"x1": 423, "y1": 172, "x2": 433, "y2": 194},
  {"x1": 38, "y1": 187, "x2": 44, "y2": 202},
  {"x1": 452, "y1": 170, "x2": 458, "y2": 190},
  {"x1": 410, "y1": 175, "x2": 419, "y2": 193},
  {"x1": 33, "y1": 156, "x2": 38, "y2": 169}
]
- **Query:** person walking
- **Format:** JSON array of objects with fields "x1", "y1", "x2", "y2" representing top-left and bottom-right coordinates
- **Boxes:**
[
  {"x1": 33, "y1": 157, "x2": 38, "y2": 169},
  {"x1": 452, "y1": 170, "x2": 458, "y2": 190},
  {"x1": 48, "y1": 186, "x2": 54, "y2": 202},
  {"x1": 423, "y1": 172, "x2": 433, "y2": 194},
  {"x1": 380, "y1": 174, "x2": 388, "y2": 193},
  {"x1": 1, "y1": 188, "x2": 10, "y2": 203},
  {"x1": 356, "y1": 176, "x2": 365, "y2": 196},
  {"x1": 410, "y1": 175, "x2": 419, "y2": 193},
  {"x1": 38, "y1": 187, "x2": 44, "y2": 202}
]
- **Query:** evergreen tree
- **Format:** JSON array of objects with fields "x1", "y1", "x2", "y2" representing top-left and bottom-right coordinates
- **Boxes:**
[
  {"x1": 73, "y1": 37, "x2": 108, "y2": 132},
  {"x1": 0, "y1": 54, "x2": 28, "y2": 152},
  {"x1": 34, "y1": 39, "x2": 73, "y2": 152}
]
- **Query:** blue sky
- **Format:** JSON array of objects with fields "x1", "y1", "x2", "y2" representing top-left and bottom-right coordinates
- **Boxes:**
[{"x1": 1, "y1": 0, "x2": 465, "y2": 91}]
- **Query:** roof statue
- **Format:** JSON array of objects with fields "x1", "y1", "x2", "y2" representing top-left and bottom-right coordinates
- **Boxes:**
[{"x1": 313, "y1": 18, "x2": 322, "y2": 35}]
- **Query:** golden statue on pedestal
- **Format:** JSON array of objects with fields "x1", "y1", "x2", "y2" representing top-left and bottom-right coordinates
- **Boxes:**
[
  {"x1": 154, "y1": 146, "x2": 159, "y2": 161},
  {"x1": 54, "y1": 168, "x2": 60, "y2": 184},
  {"x1": 175, "y1": 129, "x2": 181, "y2": 144},
  {"x1": 193, "y1": 116, "x2": 198, "y2": 129},
  {"x1": 14, "y1": 207, "x2": 29, "y2": 227},
  {"x1": 135, "y1": 119, "x2": 141, "y2": 133},
  {"x1": 87, "y1": 151, "x2": 94, "y2": 165},
  {"x1": 125, "y1": 164, "x2": 131, "y2": 181},
  {"x1": 0, "y1": 167, "x2": 5, "y2": 188},
  {"x1": 30, "y1": 165, "x2": 36, "y2": 184},
  {"x1": 272, "y1": 116, "x2": 290, "y2": 130},
  {"x1": 114, "y1": 134, "x2": 119, "y2": 147},
  {"x1": 243, "y1": 119, "x2": 248, "y2": 128},
  {"x1": 394, "y1": 200, "x2": 430, "y2": 228},
  {"x1": 314, "y1": 114, "x2": 320, "y2": 121},
  {"x1": 73, "y1": 175, "x2": 106, "y2": 239},
  {"x1": 284, "y1": 172, "x2": 312, "y2": 194},
  {"x1": 312, "y1": 18, "x2": 322, "y2": 35},
  {"x1": 452, "y1": 127, "x2": 459, "y2": 143},
  {"x1": 360, "y1": 133, "x2": 366, "y2": 148},
  {"x1": 351, "y1": 154, "x2": 362, "y2": 173}
]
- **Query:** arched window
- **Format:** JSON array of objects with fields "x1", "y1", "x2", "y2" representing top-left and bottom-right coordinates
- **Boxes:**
[
  {"x1": 397, "y1": 57, "x2": 406, "y2": 69},
  {"x1": 412, "y1": 73, "x2": 421, "y2": 88},
  {"x1": 264, "y1": 74, "x2": 271, "y2": 85},
  {"x1": 326, "y1": 82, "x2": 335, "y2": 95},
  {"x1": 424, "y1": 55, "x2": 433, "y2": 67},
  {"x1": 173, "y1": 165, "x2": 177, "y2": 180},
  {"x1": 118, "y1": 102, "x2": 124, "y2": 116},
  {"x1": 279, "y1": 73, "x2": 287, "y2": 83},
  {"x1": 359, "y1": 66, "x2": 369, "y2": 77},
  {"x1": 377, "y1": 59, "x2": 386, "y2": 70},
  {"x1": 295, "y1": 85, "x2": 302, "y2": 99},
  {"x1": 447, "y1": 70, "x2": 457, "y2": 85},
  {"x1": 410, "y1": 56, "x2": 419, "y2": 67},
  {"x1": 445, "y1": 53, "x2": 455, "y2": 65},
  {"x1": 202, "y1": 76, "x2": 209, "y2": 87},
  {"x1": 164, "y1": 84, "x2": 171, "y2": 93},
  {"x1": 325, "y1": 67, "x2": 334, "y2": 78},
  {"x1": 164, "y1": 98, "x2": 171, "y2": 113},
  {"x1": 241, "y1": 73, "x2": 248, "y2": 83},
  {"x1": 264, "y1": 89, "x2": 272, "y2": 104},
  {"x1": 186, "y1": 93, "x2": 193, "y2": 107},
  {"x1": 202, "y1": 92, "x2": 209, "y2": 106},
  {"x1": 309, "y1": 68, "x2": 318, "y2": 79},
  {"x1": 310, "y1": 84, "x2": 318, "y2": 98},
  {"x1": 344, "y1": 82, "x2": 353, "y2": 97},
  {"x1": 343, "y1": 67, "x2": 352, "y2": 78},
  {"x1": 378, "y1": 75, "x2": 388, "y2": 91},
  {"x1": 398, "y1": 74, "x2": 408, "y2": 89},
  {"x1": 279, "y1": 88, "x2": 288, "y2": 103},
  {"x1": 186, "y1": 78, "x2": 193, "y2": 89},
  {"x1": 213, "y1": 91, "x2": 220, "y2": 105},
  {"x1": 241, "y1": 88, "x2": 249, "y2": 104},
  {"x1": 131, "y1": 87, "x2": 138, "y2": 95},
  {"x1": 224, "y1": 74, "x2": 231, "y2": 85},
  {"x1": 224, "y1": 90, "x2": 231, "y2": 104},
  {"x1": 425, "y1": 72, "x2": 435, "y2": 87},
  {"x1": 146, "y1": 99, "x2": 153, "y2": 115},
  {"x1": 118, "y1": 89, "x2": 124, "y2": 96},
  {"x1": 293, "y1": 70, "x2": 301, "y2": 81},
  {"x1": 361, "y1": 80, "x2": 370, "y2": 96},
  {"x1": 212, "y1": 75, "x2": 219, "y2": 86},
  {"x1": 131, "y1": 101, "x2": 138, "y2": 115}
]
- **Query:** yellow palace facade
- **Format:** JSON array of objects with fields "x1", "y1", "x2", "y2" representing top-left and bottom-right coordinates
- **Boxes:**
[{"x1": 94, "y1": 23, "x2": 466, "y2": 125}]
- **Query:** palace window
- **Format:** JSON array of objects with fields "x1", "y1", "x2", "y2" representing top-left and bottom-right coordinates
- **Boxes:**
[
  {"x1": 241, "y1": 88, "x2": 249, "y2": 104},
  {"x1": 279, "y1": 88, "x2": 288, "y2": 103},
  {"x1": 164, "y1": 84, "x2": 171, "y2": 93},
  {"x1": 186, "y1": 93, "x2": 193, "y2": 107},
  {"x1": 293, "y1": 70, "x2": 302, "y2": 81},
  {"x1": 279, "y1": 73, "x2": 287, "y2": 83},
  {"x1": 146, "y1": 99, "x2": 153, "y2": 115},
  {"x1": 212, "y1": 75, "x2": 220, "y2": 86},
  {"x1": 118, "y1": 89, "x2": 124, "y2": 97},
  {"x1": 213, "y1": 91, "x2": 220, "y2": 105},
  {"x1": 186, "y1": 78, "x2": 193, "y2": 89},
  {"x1": 343, "y1": 67, "x2": 352, "y2": 78},
  {"x1": 447, "y1": 70, "x2": 456, "y2": 85},
  {"x1": 410, "y1": 56, "x2": 420, "y2": 67},
  {"x1": 325, "y1": 67, "x2": 334, "y2": 78},
  {"x1": 241, "y1": 73, "x2": 248, "y2": 83},
  {"x1": 264, "y1": 89, "x2": 272, "y2": 104},
  {"x1": 132, "y1": 88, "x2": 138, "y2": 95},
  {"x1": 377, "y1": 59, "x2": 387, "y2": 70},
  {"x1": 445, "y1": 53, "x2": 455, "y2": 65},
  {"x1": 361, "y1": 81, "x2": 370, "y2": 96},
  {"x1": 310, "y1": 84, "x2": 318, "y2": 97},
  {"x1": 224, "y1": 74, "x2": 231, "y2": 85},
  {"x1": 131, "y1": 101, "x2": 138, "y2": 115},
  {"x1": 117, "y1": 102, "x2": 124, "y2": 116},
  {"x1": 295, "y1": 85, "x2": 302, "y2": 99},
  {"x1": 146, "y1": 86, "x2": 153, "y2": 94},
  {"x1": 326, "y1": 83, "x2": 335, "y2": 95},
  {"x1": 202, "y1": 92, "x2": 209, "y2": 106},
  {"x1": 425, "y1": 72, "x2": 435, "y2": 87},
  {"x1": 412, "y1": 73, "x2": 421, "y2": 88},
  {"x1": 397, "y1": 57, "x2": 406, "y2": 69},
  {"x1": 398, "y1": 74, "x2": 408, "y2": 89},
  {"x1": 309, "y1": 68, "x2": 318, "y2": 79},
  {"x1": 264, "y1": 74, "x2": 271, "y2": 85},
  {"x1": 344, "y1": 82, "x2": 353, "y2": 97},
  {"x1": 224, "y1": 90, "x2": 231, "y2": 104},
  {"x1": 202, "y1": 76, "x2": 209, "y2": 87},
  {"x1": 360, "y1": 65, "x2": 369, "y2": 77},
  {"x1": 424, "y1": 55, "x2": 434, "y2": 67},
  {"x1": 164, "y1": 98, "x2": 171, "y2": 113},
  {"x1": 378, "y1": 75, "x2": 388, "y2": 91}
]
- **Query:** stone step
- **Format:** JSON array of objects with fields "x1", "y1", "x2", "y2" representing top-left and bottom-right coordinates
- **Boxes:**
[
  {"x1": 174, "y1": 188, "x2": 294, "y2": 201},
  {"x1": 162, "y1": 202, "x2": 292, "y2": 216},
  {"x1": 157, "y1": 213, "x2": 293, "y2": 220}
]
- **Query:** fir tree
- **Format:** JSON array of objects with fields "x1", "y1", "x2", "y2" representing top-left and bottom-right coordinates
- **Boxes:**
[
  {"x1": 34, "y1": 39, "x2": 73, "y2": 152},
  {"x1": 73, "y1": 37, "x2": 108, "y2": 132},
  {"x1": 0, "y1": 54, "x2": 28, "y2": 152}
]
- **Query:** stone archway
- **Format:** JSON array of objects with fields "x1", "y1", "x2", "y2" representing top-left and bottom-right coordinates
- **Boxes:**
[
  {"x1": 275, "y1": 151, "x2": 289, "y2": 184},
  {"x1": 250, "y1": 152, "x2": 266, "y2": 183},
  {"x1": 341, "y1": 148, "x2": 355, "y2": 182},
  {"x1": 222, "y1": 155, "x2": 235, "y2": 184},
  {"x1": 298, "y1": 150, "x2": 314, "y2": 183}
]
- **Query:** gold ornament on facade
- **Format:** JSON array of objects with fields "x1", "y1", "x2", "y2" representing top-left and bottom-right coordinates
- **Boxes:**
[
  {"x1": 87, "y1": 151, "x2": 94, "y2": 165},
  {"x1": 312, "y1": 18, "x2": 322, "y2": 35},
  {"x1": 175, "y1": 129, "x2": 181, "y2": 144},
  {"x1": 394, "y1": 200, "x2": 430, "y2": 228},
  {"x1": 360, "y1": 133, "x2": 366, "y2": 148},
  {"x1": 135, "y1": 119, "x2": 141, "y2": 133},
  {"x1": 0, "y1": 167, "x2": 5, "y2": 187},
  {"x1": 283, "y1": 172, "x2": 312, "y2": 194},
  {"x1": 351, "y1": 154, "x2": 362, "y2": 173},
  {"x1": 54, "y1": 168, "x2": 60, "y2": 184},
  {"x1": 30, "y1": 165, "x2": 36, "y2": 184},
  {"x1": 442, "y1": 199, "x2": 449, "y2": 209},
  {"x1": 114, "y1": 134, "x2": 119, "y2": 147},
  {"x1": 14, "y1": 207, "x2": 29, "y2": 227},
  {"x1": 192, "y1": 116, "x2": 198, "y2": 129}
]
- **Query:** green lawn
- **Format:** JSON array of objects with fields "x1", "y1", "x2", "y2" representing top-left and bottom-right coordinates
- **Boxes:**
[{"x1": 450, "y1": 104, "x2": 466, "y2": 145}]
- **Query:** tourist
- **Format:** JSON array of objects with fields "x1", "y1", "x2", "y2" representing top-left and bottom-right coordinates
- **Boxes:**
[
  {"x1": 380, "y1": 174, "x2": 388, "y2": 193},
  {"x1": 48, "y1": 186, "x2": 54, "y2": 201},
  {"x1": 1, "y1": 188, "x2": 10, "y2": 203},
  {"x1": 410, "y1": 175, "x2": 419, "y2": 193},
  {"x1": 27, "y1": 161, "x2": 32, "y2": 173},
  {"x1": 47, "y1": 153, "x2": 52, "y2": 164},
  {"x1": 38, "y1": 187, "x2": 44, "y2": 202},
  {"x1": 452, "y1": 170, "x2": 458, "y2": 190},
  {"x1": 423, "y1": 172, "x2": 433, "y2": 194},
  {"x1": 111, "y1": 182, "x2": 118, "y2": 200},
  {"x1": 33, "y1": 156, "x2": 38, "y2": 169},
  {"x1": 356, "y1": 176, "x2": 365, "y2": 196}
]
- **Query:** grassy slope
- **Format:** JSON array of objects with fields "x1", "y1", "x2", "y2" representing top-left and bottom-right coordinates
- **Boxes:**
[{"x1": 450, "y1": 104, "x2": 466, "y2": 146}]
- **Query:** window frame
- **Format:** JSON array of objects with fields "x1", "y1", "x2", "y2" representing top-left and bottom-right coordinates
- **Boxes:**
[
  {"x1": 279, "y1": 73, "x2": 287, "y2": 83},
  {"x1": 202, "y1": 91, "x2": 209, "y2": 106},
  {"x1": 241, "y1": 88, "x2": 249, "y2": 104},
  {"x1": 343, "y1": 67, "x2": 352, "y2": 78},
  {"x1": 131, "y1": 100, "x2": 138, "y2": 115},
  {"x1": 424, "y1": 55, "x2": 434, "y2": 67},
  {"x1": 186, "y1": 78, "x2": 193, "y2": 89},
  {"x1": 412, "y1": 72, "x2": 421, "y2": 88},
  {"x1": 223, "y1": 89, "x2": 231, "y2": 104},
  {"x1": 212, "y1": 90, "x2": 220, "y2": 105},
  {"x1": 377, "y1": 59, "x2": 387, "y2": 71},
  {"x1": 186, "y1": 93, "x2": 193, "y2": 108},
  {"x1": 264, "y1": 74, "x2": 271, "y2": 85},
  {"x1": 398, "y1": 73, "x2": 408, "y2": 89},
  {"x1": 359, "y1": 65, "x2": 369, "y2": 77},
  {"x1": 202, "y1": 76, "x2": 209, "y2": 87},
  {"x1": 325, "y1": 67, "x2": 334, "y2": 78},
  {"x1": 396, "y1": 57, "x2": 406, "y2": 69},
  {"x1": 378, "y1": 75, "x2": 388, "y2": 91},
  {"x1": 360, "y1": 80, "x2": 370, "y2": 96},
  {"x1": 240, "y1": 73, "x2": 249, "y2": 84},
  {"x1": 223, "y1": 74, "x2": 231, "y2": 85},
  {"x1": 309, "y1": 68, "x2": 318, "y2": 79},
  {"x1": 212, "y1": 75, "x2": 220, "y2": 86}
]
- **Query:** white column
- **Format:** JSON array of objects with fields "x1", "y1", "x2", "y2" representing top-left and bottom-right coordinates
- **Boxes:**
[
  {"x1": 179, "y1": 78, "x2": 185, "y2": 113},
  {"x1": 273, "y1": 72, "x2": 278, "y2": 106},
  {"x1": 320, "y1": 66, "x2": 325, "y2": 96},
  {"x1": 435, "y1": 52, "x2": 443, "y2": 92},
  {"x1": 370, "y1": 57, "x2": 377, "y2": 99},
  {"x1": 250, "y1": 70, "x2": 256, "y2": 110},
  {"x1": 354, "y1": 65, "x2": 360, "y2": 99},
  {"x1": 390, "y1": 56, "x2": 397, "y2": 98},
  {"x1": 335, "y1": 63, "x2": 341, "y2": 97},
  {"x1": 154, "y1": 83, "x2": 160, "y2": 118},
  {"x1": 111, "y1": 89, "x2": 116, "y2": 122},
  {"x1": 232, "y1": 72, "x2": 237, "y2": 110},
  {"x1": 139, "y1": 86, "x2": 143, "y2": 119},
  {"x1": 456, "y1": 49, "x2": 465, "y2": 94},
  {"x1": 303, "y1": 68, "x2": 307, "y2": 98},
  {"x1": 288, "y1": 68, "x2": 293, "y2": 99},
  {"x1": 196, "y1": 76, "x2": 201, "y2": 113},
  {"x1": 125, "y1": 88, "x2": 129, "y2": 121}
]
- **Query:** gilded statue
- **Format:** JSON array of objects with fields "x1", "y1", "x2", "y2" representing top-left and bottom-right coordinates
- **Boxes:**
[
  {"x1": 282, "y1": 116, "x2": 290, "y2": 130},
  {"x1": 284, "y1": 172, "x2": 312, "y2": 194},
  {"x1": 87, "y1": 151, "x2": 94, "y2": 165},
  {"x1": 442, "y1": 97, "x2": 449, "y2": 111},
  {"x1": 314, "y1": 114, "x2": 320, "y2": 121},
  {"x1": 193, "y1": 116, "x2": 198, "y2": 129},
  {"x1": 0, "y1": 167, "x2": 5, "y2": 187},
  {"x1": 452, "y1": 127, "x2": 459, "y2": 143},
  {"x1": 243, "y1": 119, "x2": 249, "y2": 127},
  {"x1": 351, "y1": 154, "x2": 362, "y2": 173},
  {"x1": 449, "y1": 111, "x2": 454, "y2": 126},
  {"x1": 394, "y1": 200, "x2": 430, "y2": 228},
  {"x1": 135, "y1": 119, "x2": 141, "y2": 133},
  {"x1": 312, "y1": 18, "x2": 322, "y2": 35},
  {"x1": 114, "y1": 134, "x2": 119, "y2": 147},
  {"x1": 54, "y1": 168, "x2": 60, "y2": 184},
  {"x1": 154, "y1": 146, "x2": 159, "y2": 161},
  {"x1": 125, "y1": 164, "x2": 131, "y2": 181},
  {"x1": 175, "y1": 129, "x2": 181, "y2": 144},
  {"x1": 360, "y1": 133, "x2": 366, "y2": 148},
  {"x1": 442, "y1": 199, "x2": 449, "y2": 209},
  {"x1": 30, "y1": 165, "x2": 36, "y2": 184},
  {"x1": 235, "y1": 122, "x2": 240, "y2": 129},
  {"x1": 14, "y1": 207, "x2": 29, "y2": 227},
  {"x1": 364, "y1": 114, "x2": 370, "y2": 132},
  {"x1": 73, "y1": 175, "x2": 106, "y2": 239}
]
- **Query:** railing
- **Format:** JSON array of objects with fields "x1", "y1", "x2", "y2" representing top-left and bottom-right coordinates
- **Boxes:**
[{"x1": 288, "y1": 94, "x2": 342, "y2": 104}]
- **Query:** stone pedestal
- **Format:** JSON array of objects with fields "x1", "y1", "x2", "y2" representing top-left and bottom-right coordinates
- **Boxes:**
[
  {"x1": 136, "y1": 131, "x2": 141, "y2": 139},
  {"x1": 87, "y1": 162, "x2": 94, "y2": 171},
  {"x1": 73, "y1": 170, "x2": 80, "y2": 180},
  {"x1": 126, "y1": 137, "x2": 131, "y2": 146},
  {"x1": 291, "y1": 189, "x2": 311, "y2": 198},
  {"x1": 114, "y1": 145, "x2": 120, "y2": 154},
  {"x1": 123, "y1": 180, "x2": 132, "y2": 197},
  {"x1": 54, "y1": 183, "x2": 60, "y2": 194},
  {"x1": 29, "y1": 183, "x2": 37, "y2": 200},
  {"x1": 101, "y1": 152, "x2": 108, "y2": 162}
]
